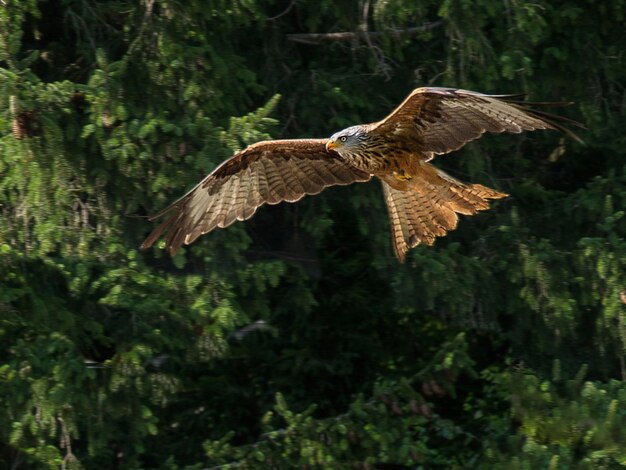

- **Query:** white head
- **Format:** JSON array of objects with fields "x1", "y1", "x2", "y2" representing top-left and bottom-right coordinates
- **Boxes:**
[{"x1": 325, "y1": 125, "x2": 367, "y2": 156}]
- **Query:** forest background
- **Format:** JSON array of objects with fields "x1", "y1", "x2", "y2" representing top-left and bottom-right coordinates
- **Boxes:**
[{"x1": 1, "y1": 0, "x2": 626, "y2": 468}]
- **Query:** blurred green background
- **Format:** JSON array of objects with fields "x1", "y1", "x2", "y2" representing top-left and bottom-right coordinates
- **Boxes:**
[{"x1": 1, "y1": 0, "x2": 625, "y2": 468}]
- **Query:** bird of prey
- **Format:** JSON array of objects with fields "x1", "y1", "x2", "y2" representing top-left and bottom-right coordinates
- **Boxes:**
[{"x1": 141, "y1": 87, "x2": 582, "y2": 262}]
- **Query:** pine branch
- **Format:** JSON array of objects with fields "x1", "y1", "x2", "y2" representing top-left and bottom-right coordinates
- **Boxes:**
[{"x1": 286, "y1": 21, "x2": 442, "y2": 45}]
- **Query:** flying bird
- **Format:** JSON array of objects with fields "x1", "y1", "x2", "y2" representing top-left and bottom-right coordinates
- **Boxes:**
[{"x1": 141, "y1": 87, "x2": 582, "y2": 262}]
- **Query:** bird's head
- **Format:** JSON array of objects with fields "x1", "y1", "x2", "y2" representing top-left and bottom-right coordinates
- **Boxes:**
[{"x1": 325, "y1": 125, "x2": 367, "y2": 156}]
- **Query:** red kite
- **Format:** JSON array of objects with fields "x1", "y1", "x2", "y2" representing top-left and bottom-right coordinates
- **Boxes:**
[{"x1": 142, "y1": 87, "x2": 582, "y2": 262}]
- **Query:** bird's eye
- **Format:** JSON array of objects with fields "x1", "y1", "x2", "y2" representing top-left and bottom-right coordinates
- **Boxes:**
[{"x1": 339, "y1": 136, "x2": 348, "y2": 142}]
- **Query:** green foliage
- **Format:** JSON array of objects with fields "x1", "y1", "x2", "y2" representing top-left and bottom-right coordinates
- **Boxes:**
[
  {"x1": 486, "y1": 363, "x2": 626, "y2": 469},
  {"x1": 204, "y1": 334, "x2": 478, "y2": 468},
  {"x1": 1, "y1": 0, "x2": 625, "y2": 468}
]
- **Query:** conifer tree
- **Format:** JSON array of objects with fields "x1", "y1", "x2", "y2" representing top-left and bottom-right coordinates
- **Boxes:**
[{"x1": 1, "y1": 0, "x2": 625, "y2": 468}]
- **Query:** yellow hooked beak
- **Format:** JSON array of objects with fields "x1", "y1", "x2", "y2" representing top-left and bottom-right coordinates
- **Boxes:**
[{"x1": 325, "y1": 140, "x2": 337, "y2": 152}]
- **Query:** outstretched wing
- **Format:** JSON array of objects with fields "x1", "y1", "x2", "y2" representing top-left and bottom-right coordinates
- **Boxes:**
[
  {"x1": 371, "y1": 87, "x2": 584, "y2": 159},
  {"x1": 141, "y1": 139, "x2": 371, "y2": 254}
]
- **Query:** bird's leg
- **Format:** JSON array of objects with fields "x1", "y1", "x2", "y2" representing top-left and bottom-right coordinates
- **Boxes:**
[
  {"x1": 393, "y1": 169, "x2": 413, "y2": 182},
  {"x1": 392, "y1": 156, "x2": 423, "y2": 182}
]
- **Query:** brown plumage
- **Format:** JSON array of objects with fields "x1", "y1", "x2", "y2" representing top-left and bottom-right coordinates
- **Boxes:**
[{"x1": 141, "y1": 87, "x2": 583, "y2": 262}]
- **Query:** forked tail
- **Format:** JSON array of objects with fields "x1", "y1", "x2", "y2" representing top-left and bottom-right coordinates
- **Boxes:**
[{"x1": 381, "y1": 163, "x2": 507, "y2": 262}]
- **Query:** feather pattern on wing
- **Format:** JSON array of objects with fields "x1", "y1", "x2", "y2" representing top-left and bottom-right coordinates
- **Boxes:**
[
  {"x1": 141, "y1": 139, "x2": 371, "y2": 254},
  {"x1": 370, "y1": 87, "x2": 584, "y2": 159}
]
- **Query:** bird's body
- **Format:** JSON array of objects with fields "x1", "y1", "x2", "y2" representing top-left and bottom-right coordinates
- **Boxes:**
[{"x1": 142, "y1": 87, "x2": 582, "y2": 262}]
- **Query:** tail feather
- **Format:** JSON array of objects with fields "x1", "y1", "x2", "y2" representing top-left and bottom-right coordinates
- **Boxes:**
[
  {"x1": 381, "y1": 164, "x2": 507, "y2": 262},
  {"x1": 382, "y1": 184, "x2": 437, "y2": 262}
]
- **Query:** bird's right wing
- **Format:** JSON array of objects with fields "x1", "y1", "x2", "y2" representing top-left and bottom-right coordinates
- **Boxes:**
[
  {"x1": 141, "y1": 139, "x2": 371, "y2": 254},
  {"x1": 371, "y1": 87, "x2": 584, "y2": 160}
]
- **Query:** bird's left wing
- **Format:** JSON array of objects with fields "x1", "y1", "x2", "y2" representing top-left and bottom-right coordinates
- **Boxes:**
[
  {"x1": 370, "y1": 87, "x2": 584, "y2": 160},
  {"x1": 141, "y1": 139, "x2": 371, "y2": 255}
]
